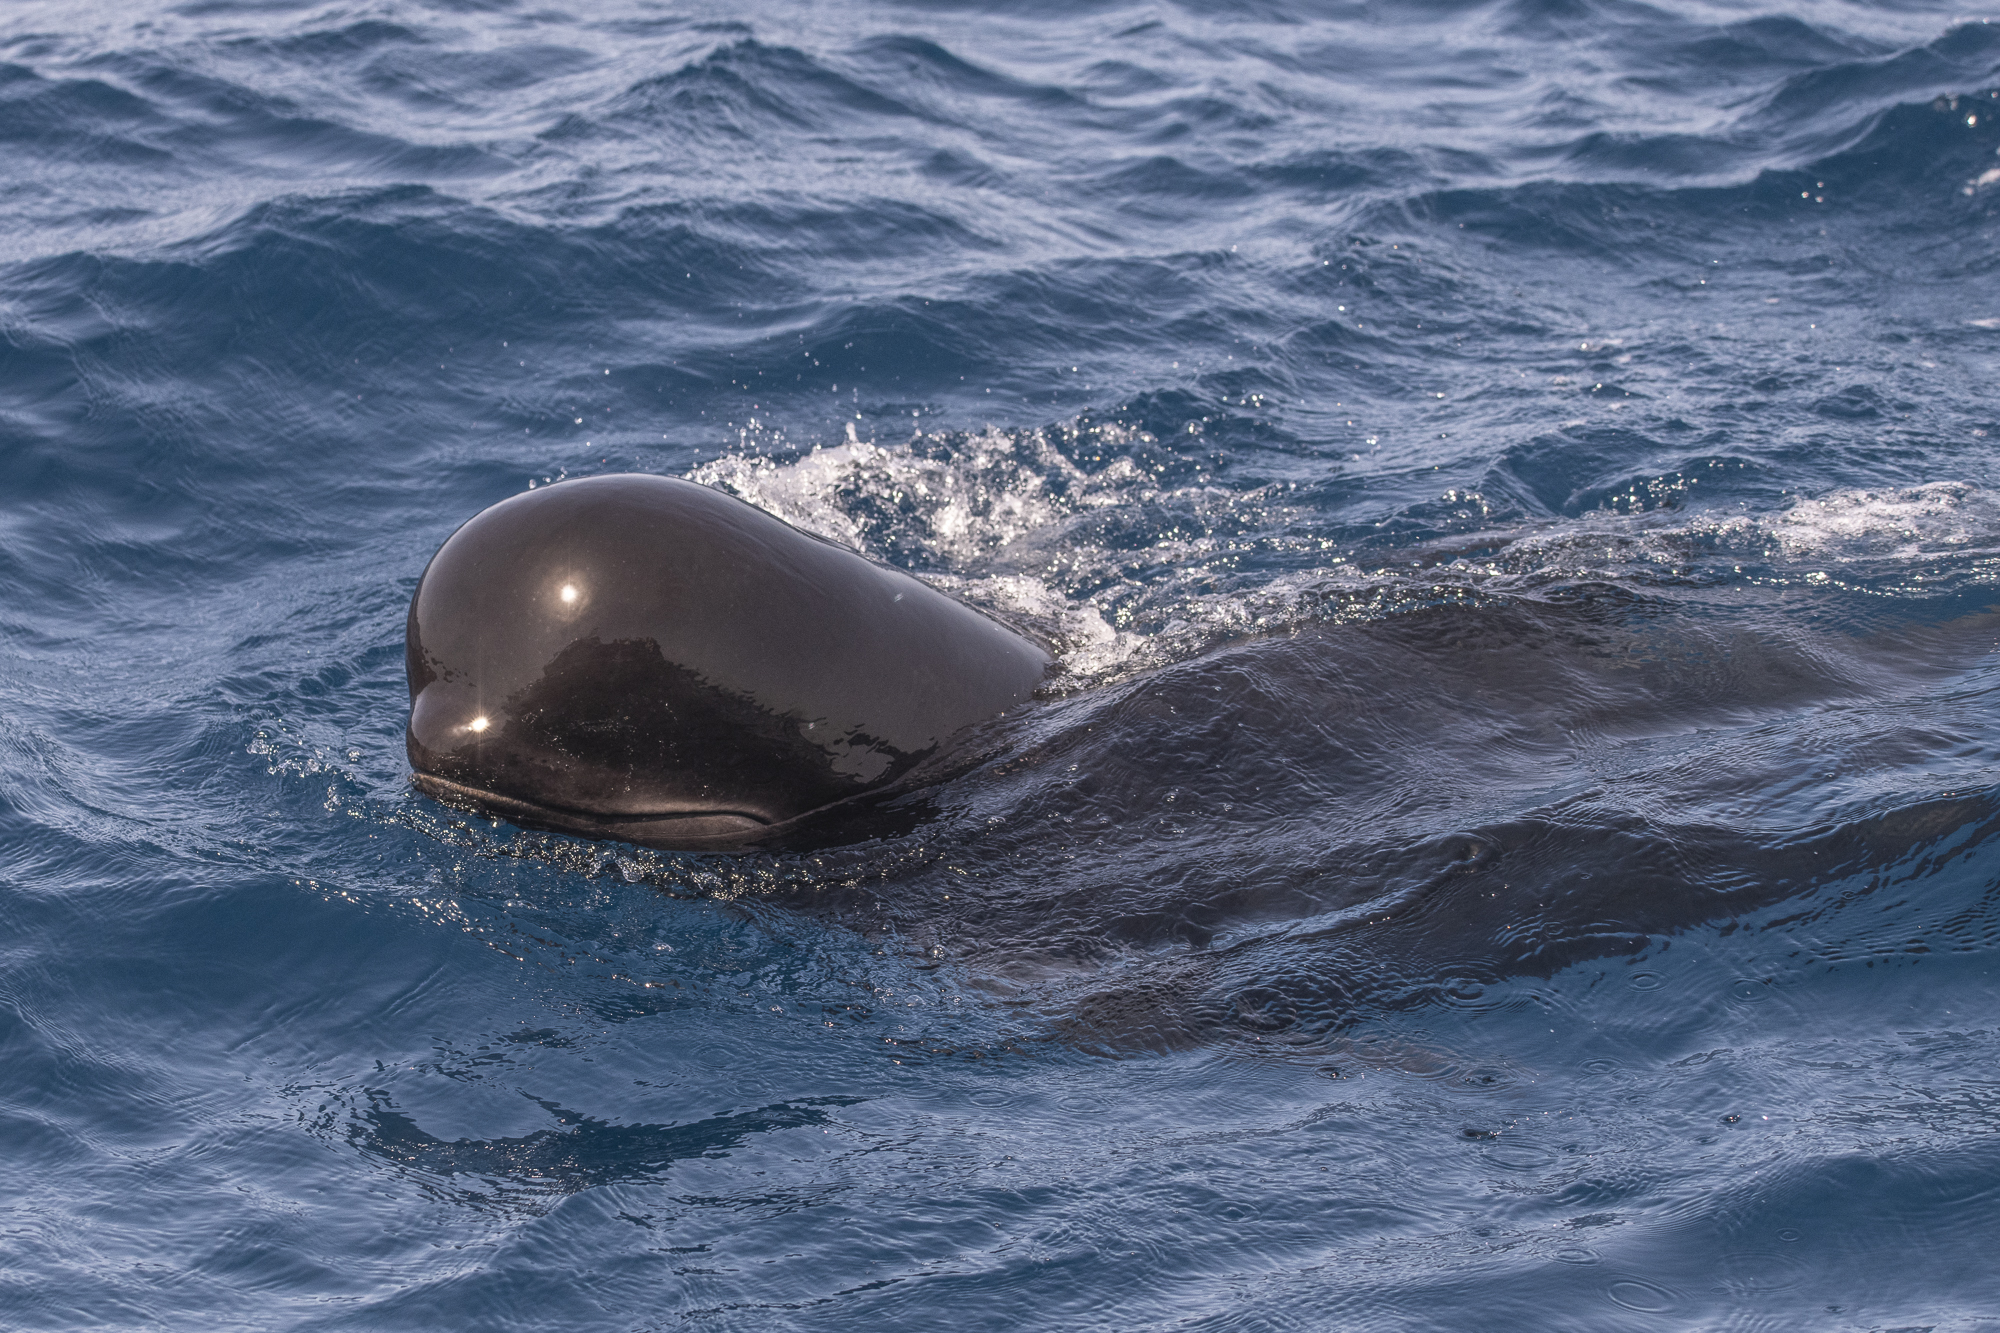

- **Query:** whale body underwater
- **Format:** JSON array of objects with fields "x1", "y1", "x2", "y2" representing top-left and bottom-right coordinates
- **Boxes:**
[
  {"x1": 407, "y1": 471, "x2": 2000, "y2": 1048},
  {"x1": 405, "y1": 473, "x2": 1054, "y2": 851}
]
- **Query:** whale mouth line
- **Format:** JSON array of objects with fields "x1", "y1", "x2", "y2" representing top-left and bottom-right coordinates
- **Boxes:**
[{"x1": 409, "y1": 773, "x2": 779, "y2": 850}]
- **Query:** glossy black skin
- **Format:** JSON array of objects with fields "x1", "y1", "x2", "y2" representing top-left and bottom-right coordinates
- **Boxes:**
[{"x1": 406, "y1": 474, "x2": 1053, "y2": 850}]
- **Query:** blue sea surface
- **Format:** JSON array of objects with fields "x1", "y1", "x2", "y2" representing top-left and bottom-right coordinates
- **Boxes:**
[{"x1": 7, "y1": 0, "x2": 2000, "y2": 1328}]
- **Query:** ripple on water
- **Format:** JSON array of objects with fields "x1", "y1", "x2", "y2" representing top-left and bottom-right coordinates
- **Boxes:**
[
  {"x1": 1433, "y1": 969, "x2": 1496, "y2": 1011},
  {"x1": 1443, "y1": 1063, "x2": 1519, "y2": 1094},
  {"x1": 1718, "y1": 1248, "x2": 1807, "y2": 1293},
  {"x1": 1481, "y1": 1141, "x2": 1557, "y2": 1172},
  {"x1": 1729, "y1": 978, "x2": 1776, "y2": 1003},
  {"x1": 1605, "y1": 1278, "x2": 1677, "y2": 1313}
]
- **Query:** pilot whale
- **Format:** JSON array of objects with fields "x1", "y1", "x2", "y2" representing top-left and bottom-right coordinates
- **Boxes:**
[{"x1": 406, "y1": 473, "x2": 1053, "y2": 850}]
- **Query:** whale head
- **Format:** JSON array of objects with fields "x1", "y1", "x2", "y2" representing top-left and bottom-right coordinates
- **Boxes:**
[{"x1": 405, "y1": 474, "x2": 1051, "y2": 849}]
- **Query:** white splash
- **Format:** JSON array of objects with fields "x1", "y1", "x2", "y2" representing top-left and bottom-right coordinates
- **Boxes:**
[
  {"x1": 688, "y1": 426, "x2": 1152, "y2": 566},
  {"x1": 688, "y1": 422, "x2": 1281, "y2": 685},
  {"x1": 687, "y1": 429, "x2": 2000, "y2": 688},
  {"x1": 1760, "y1": 482, "x2": 1993, "y2": 560}
]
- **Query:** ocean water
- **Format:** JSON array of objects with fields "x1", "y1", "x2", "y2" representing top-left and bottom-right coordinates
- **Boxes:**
[{"x1": 6, "y1": 0, "x2": 2000, "y2": 1328}]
